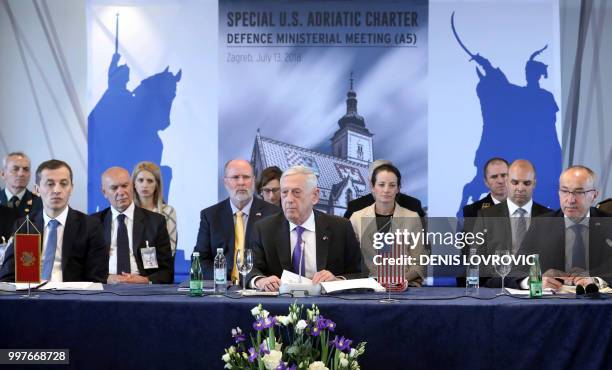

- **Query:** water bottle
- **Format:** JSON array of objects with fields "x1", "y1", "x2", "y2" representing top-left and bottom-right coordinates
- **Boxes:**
[
  {"x1": 529, "y1": 254, "x2": 542, "y2": 298},
  {"x1": 465, "y1": 245, "x2": 480, "y2": 295},
  {"x1": 189, "y1": 252, "x2": 203, "y2": 297},
  {"x1": 214, "y1": 248, "x2": 227, "y2": 294}
]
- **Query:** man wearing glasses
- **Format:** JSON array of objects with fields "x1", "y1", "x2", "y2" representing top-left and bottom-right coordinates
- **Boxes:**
[
  {"x1": 518, "y1": 165, "x2": 612, "y2": 289},
  {"x1": 194, "y1": 159, "x2": 279, "y2": 283}
]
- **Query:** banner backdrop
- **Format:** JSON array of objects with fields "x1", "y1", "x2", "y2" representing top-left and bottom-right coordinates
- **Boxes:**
[
  {"x1": 87, "y1": 0, "x2": 218, "y2": 277},
  {"x1": 219, "y1": 0, "x2": 429, "y2": 214},
  {"x1": 429, "y1": 0, "x2": 562, "y2": 217}
]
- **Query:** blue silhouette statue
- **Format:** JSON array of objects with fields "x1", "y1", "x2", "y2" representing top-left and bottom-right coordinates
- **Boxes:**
[
  {"x1": 88, "y1": 15, "x2": 181, "y2": 212},
  {"x1": 451, "y1": 12, "x2": 562, "y2": 217}
]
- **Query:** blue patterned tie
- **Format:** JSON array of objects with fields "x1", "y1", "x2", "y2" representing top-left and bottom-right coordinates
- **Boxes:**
[
  {"x1": 42, "y1": 219, "x2": 60, "y2": 280},
  {"x1": 292, "y1": 226, "x2": 305, "y2": 276},
  {"x1": 571, "y1": 224, "x2": 586, "y2": 269},
  {"x1": 117, "y1": 214, "x2": 131, "y2": 273}
]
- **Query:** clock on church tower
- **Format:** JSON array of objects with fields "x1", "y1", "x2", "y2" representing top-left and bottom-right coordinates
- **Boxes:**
[{"x1": 331, "y1": 73, "x2": 373, "y2": 166}]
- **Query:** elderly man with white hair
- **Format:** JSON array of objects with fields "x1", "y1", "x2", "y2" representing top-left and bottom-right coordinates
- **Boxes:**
[{"x1": 248, "y1": 166, "x2": 363, "y2": 292}]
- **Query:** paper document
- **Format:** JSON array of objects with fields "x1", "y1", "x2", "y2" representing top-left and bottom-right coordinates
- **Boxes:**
[
  {"x1": 505, "y1": 287, "x2": 554, "y2": 295},
  {"x1": 39, "y1": 282, "x2": 104, "y2": 291},
  {"x1": 320, "y1": 278, "x2": 385, "y2": 294},
  {"x1": 281, "y1": 270, "x2": 313, "y2": 284}
]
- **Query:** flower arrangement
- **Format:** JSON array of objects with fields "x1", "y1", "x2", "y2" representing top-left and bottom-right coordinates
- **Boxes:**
[{"x1": 222, "y1": 303, "x2": 366, "y2": 370}]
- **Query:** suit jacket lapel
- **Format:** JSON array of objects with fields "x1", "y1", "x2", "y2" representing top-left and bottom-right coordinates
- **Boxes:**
[
  {"x1": 132, "y1": 207, "x2": 145, "y2": 268},
  {"x1": 61, "y1": 208, "x2": 78, "y2": 273},
  {"x1": 276, "y1": 216, "x2": 292, "y2": 271},
  {"x1": 102, "y1": 209, "x2": 112, "y2": 253},
  {"x1": 314, "y1": 212, "x2": 330, "y2": 271},
  {"x1": 246, "y1": 199, "x2": 265, "y2": 247},
  {"x1": 220, "y1": 199, "x2": 235, "y2": 267}
]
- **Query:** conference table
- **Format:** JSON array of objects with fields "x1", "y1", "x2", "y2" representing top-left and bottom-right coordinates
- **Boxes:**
[{"x1": 1, "y1": 285, "x2": 611, "y2": 370}]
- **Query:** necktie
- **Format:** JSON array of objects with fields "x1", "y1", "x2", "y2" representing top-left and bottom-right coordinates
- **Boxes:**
[
  {"x1": 116, "y1": 214, "x2": 131, "y2": 273},
  {"x1": 292, "y1": 226, "x2": 305, "y2": 276},
  {"x1": 8, "y1": 195, "x2": 19, "y2": 209},
  {"x1": 513, "y1": 208, "x2": 527, "y2": 253},
  {"x1": 571, "y1": 224, "x2": 586, "y2": 270},
  {"x1": 231, "y1": 211, "x2": 245, "y2": 282},
  {"x1": 42, "y1": 219, "x2": 60, "y2": 280}
]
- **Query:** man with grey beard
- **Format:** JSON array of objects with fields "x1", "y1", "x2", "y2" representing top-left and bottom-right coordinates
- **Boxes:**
[{"x1": 194, "y1": 159, "x2": 279, "y2": 282}]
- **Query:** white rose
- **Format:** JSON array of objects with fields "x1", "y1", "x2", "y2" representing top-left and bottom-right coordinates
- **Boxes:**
[
  {"x1": 261, "y1": 309, "x2": 270, "y2": 318},
  {"x1": 295, "y1": 320, "x2": 307, "y2": 333},
  {"x1": 349, "y1": 348, "x2": 357, "y2": 358},
  {"x1": 224, "y1": 364, "x2": 232, "y2": 369},
  {"x1": 262, "y1": 350, "x2": 283, "y2": 370},
  {"x1": 277, "y1": 315, "x2": 290, "y2": 326},
  {"x1": 308, "y1": 361, "x2": 329, "y2": 370},
  {"x1": 340, "y1": 358, "x2": 349, "y2": 368},
  {"x1": 222, "y1": 353, "x2": 230, "y2": 362},
  {"x1": 251, "y1": 306, "x2": 261, "y2": 317}
]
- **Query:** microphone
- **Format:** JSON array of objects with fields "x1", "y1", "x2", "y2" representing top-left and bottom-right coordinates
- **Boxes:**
[{"x1": 576, "y1": 283, "x2": 605, "y2": 299}]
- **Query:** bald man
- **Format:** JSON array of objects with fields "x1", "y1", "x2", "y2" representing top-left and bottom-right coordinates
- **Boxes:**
[
  {"x1": 92, "y1": 167, "x2": 173, "y2": 284},
  {"x1": 471, "y1": 160, "x2": 551, "y2": 288},
  {"x1": 518, "y1": 165, "x2": 612, "y2": 289},
  {"x1": 194, "y1": 159, "x2": 279, "y2": 283}
]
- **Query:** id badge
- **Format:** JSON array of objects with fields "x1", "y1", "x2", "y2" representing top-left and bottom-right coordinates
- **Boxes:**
[{"x1": 140, "y1": 241, "x2": 158, "y2": 269}]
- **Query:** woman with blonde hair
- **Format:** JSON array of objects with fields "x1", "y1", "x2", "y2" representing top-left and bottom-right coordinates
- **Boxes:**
[{"x1": 132, "y1": 161, "x2": 178, "y2": 256}]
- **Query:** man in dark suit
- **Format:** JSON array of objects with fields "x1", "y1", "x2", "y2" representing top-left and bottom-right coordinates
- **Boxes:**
[
  {"x1": 92, "y1": 167, "x2": 173, "y2": 284},
  {"x1": 472, "y1": 160, "x2": 551, "y2": 287},
  {"x1": 0, "y1": 152, "x2": 42, "y2": 218},
  {"x1": 344, "y1": 160, "x2": 425, "y2": 219},
  {"x1": 518, "y1": 165, "x2": 612, "y2": 289},
  {"x1": 0, "y1": 205, "x2": 17, "y2": 242},
  {"x1": 462, "y1": 157, "x2": 509, "y2": 232},
  {"x1": 194, "y1": 159, "x2": 279, "y2": 282},
  {"x1": 598, "y1": 198, "x2": 612, "y2": 214},
  {"x1": 248, "y1": 165, "x2": 362, "y2": 292},
  {"x1": 0, "y1": 160, "x2": 107, "y2": 283}
]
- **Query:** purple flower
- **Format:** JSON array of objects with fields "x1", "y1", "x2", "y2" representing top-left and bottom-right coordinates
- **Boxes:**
[
  {"x1": 309, "y1": 325, "x2": 321, "y2": 337},
  {"x1": 325, "y1": 319, "x2": 336, "y2": 332},
  {"x1": 262, "y1": 316, "x2": 277, "y2": 329},
  {"x1": 253, "y1": 318, "x2": 266, "y2": 331},
  {"x1": 248, "y1": 347, "x2": 257, "y2": 362},
  {"x1": 232, "y1": 327, "x2": 246, "y2": 343},
  {"x1": 329, "y1": 336, "x2": 353, "y2": 352},
  {"x1": 316, "y1": 315, "x2": 327, "y2": 330},
  {"x1": 258, "y1": 342, "x2": 270, "y2": 356},
  {"x1": 276, "y1": 363, "x2": 297, "y2": 370}
]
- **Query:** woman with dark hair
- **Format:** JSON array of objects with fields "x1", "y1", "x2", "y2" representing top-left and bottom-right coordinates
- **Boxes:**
[
  {"x1": 132, "y1": 161, "x2": 178, "y2": 257},
  {"x1": 257, "y1": 166, "x2": 282, "y2": 207},
  {"x1": 350, "y1": 164, "x2": 427, "y2": 287}
]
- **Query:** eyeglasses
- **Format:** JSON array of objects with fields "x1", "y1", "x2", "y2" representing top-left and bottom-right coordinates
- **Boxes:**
[
  {"x1": 225, "y1": 175, "x2": 253, "y2": 182},
  {"x1": 558, "y1": 189, "x2": 595, "y2": 198},
  {"x1": 261, "y1": 187, "x2": 280, "y2": 194}
]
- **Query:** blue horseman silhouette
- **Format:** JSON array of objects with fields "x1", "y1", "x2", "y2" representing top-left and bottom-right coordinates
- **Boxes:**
[
  {"x1": 452, "y1": 12, "x2": 562, "y2": 217},
  {"x1": 88, "y1": 15, "x2": 181, "y2": 212}
]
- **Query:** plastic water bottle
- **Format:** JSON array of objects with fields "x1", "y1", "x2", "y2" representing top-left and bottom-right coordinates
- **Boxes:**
[
  {"x1": 465, "y1": 245, "x2": 480, "y2": 295},
  {"x1": 214, "y1": 248, "x2": 227, "y2": 294},
  {"x1": 529, "y1": 254, "x2": 542, "y2": 298},
  {"x1": 189, "y1": 252, "x2": 203, "y2": 297}
]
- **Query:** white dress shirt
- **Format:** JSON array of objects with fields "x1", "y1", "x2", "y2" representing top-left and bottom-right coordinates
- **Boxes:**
[
  {"x1": 108, "y1": 202, "x2": 139, "y2": 275},
  {"x1": 4, "y1": 188, "x2": 26, "y2": 202},
  {"x1": 42, "y1": 206, "x2": 69, "y2": 282},
  {"x1": 289, "y1": 211, "x2": 317, "y2": 279},
  {"x1": 229, "y1": 198, "x2": 252, "y2": 239},
  {"x1": 507, "y1": 198, "x2": 533, "y2": 251}
]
